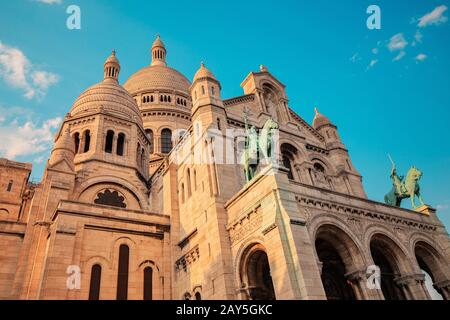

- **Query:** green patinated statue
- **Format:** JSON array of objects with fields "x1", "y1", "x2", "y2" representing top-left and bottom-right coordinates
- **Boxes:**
[
  {"x1": 241, "y1": 107, "x2": 279, "y2": 182},
  {"x1": 384, "y1": 155, "x2": 425, "y2": 209}
]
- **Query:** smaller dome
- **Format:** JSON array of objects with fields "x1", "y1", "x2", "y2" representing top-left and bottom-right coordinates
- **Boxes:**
[
  {"x1": 49, "y1": 128, "x2": 75, "y2": 166},
  {"x1": 70, "y1": 51, "x2": 142, "y2": 122},
  {"x1": 54, "y1": 128, "x2": 75, "y2": 153},
  {"x1": 152, "y1": 35, "x2": 165, "y2": 49},
  {"x1": 104, "y1": 50, "x2": 119, "y2": 65},
  {"x1": 193, "y1": 62, "x2": 216, "y2": 82},
  {"x1": 313, "y1": 107, "x2": 332, "y2": 129}
]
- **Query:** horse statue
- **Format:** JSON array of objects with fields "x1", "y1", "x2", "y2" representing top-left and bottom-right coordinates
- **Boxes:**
[
  {"x1": 259, "y1": 118, "x2": 279, "y2": 165},
  {"x1": 241, "y1": 125, "x2": 259, "y2": 182},
  {"x1": 384, "y1": 156, "x2": 425, "y2": 209}
]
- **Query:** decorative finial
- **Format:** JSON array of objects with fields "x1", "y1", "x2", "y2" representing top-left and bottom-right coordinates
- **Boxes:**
[
  {"x1": 112, "y1": 49, "x2": 116, "y2": 56},
  {"x1": 260, "y1": 65, "x2": 268, "y2": 72},
  {"x1": 314, "y1": 107, "x2": 319, "y2": 115}
]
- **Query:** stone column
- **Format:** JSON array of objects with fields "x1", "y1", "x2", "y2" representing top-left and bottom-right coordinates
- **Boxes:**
[
  {"x1": 112, "y1": 135, "x2": 118, "y2": 155},
  {"x1": 434, "y1": 280, "x2": 450, "y2": 300},
  {"x1": 346, "y1": 269, "x2": 370, "y2": 300},
  {"x1": 395, "y1": 273, "x2": 429, "y2": 300}
]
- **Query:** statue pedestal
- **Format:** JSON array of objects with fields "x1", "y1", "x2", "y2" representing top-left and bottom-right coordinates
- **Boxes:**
[{"x1": 415, "y1": 205, "x2": 436, "y2": 216}]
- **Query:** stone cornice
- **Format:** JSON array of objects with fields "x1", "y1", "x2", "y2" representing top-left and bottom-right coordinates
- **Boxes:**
[{"x1": 295, "y1": 194, "x2": 438, "y2": 232}]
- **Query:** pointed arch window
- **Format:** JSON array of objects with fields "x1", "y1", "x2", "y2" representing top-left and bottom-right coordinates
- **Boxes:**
[
  {"x1": 105, "y1": 130, "x2": 114, "y2": 153},
  {"x1": 143, "y1": 267, "x2": 153, "y2": 300},
  {"x1": 88, "y1": 264, "x2": 102, "y2": 300},
  {"x1": 116, "y1": 244, "x2": 129, "y2": 300},
  {"x1": 84, "y1": 130, "x2": 91, "y2": 153},
  {"x1": 161, "y1": 129, "x2": 172, "y2": 154}
]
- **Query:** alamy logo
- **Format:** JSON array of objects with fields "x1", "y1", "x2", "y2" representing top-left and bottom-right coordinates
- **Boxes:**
[
  {"x1": 66, "y1": 265, "x2": 81, "y2": 290},
  {"x1": 66, "y1": 5, "x2": 81, "y2": 30},
  {"x1": 366, "y1": 265, "x2": 381, "y2": 290},
  {"x1": 367, "y1": 5, "x2": 381, "y2": 30}
]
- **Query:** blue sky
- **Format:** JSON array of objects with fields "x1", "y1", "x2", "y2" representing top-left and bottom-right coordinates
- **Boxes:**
[{"x1": 0, "y1": 0, "x2": 449, "y2": 229}]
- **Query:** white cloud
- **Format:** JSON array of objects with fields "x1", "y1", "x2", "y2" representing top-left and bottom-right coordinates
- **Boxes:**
[
  {"x1": 412, "y1": 30, "x2": 423, "y2": 47},
  {"x1": 350, "y1": 53, "x2": 361, "y2": 63},
  {"x1": 415, "y1": 53, "x2": 427, "y2": 62},
  {"x1": 372, "y1": 48, "x2": 379, "y2": 55},
  {"x1": 388, "y1": 33, "x2": 408, "y2": 52},
  {"x1": 418, "y1": 5, "x2": 448, "y2": 28},
  {"x1": 366, "y1": 59, "x2": 378, "y2": 71},
  {"x1": 393, "y1": 51, "x2": 406, "y2": 62},
  {"x1": 0, "y1": 105, "x2": 62, "y2": 159},
  {"x1": 436, "y1": 204, "x2": 449, "y2": 210},
  {"x1": 32, "y1": 71, "x2": 59, "y2": 90},
  {"x1": 0, "y1": 41, "x2": 59, "y2": 100},
  {"x1": 34, "y1": 0, "x2": 62, "y2": 4}
]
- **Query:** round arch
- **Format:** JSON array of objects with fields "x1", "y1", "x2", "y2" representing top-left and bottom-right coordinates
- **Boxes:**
[
  {"x1": 312, "y1": 222, "x2": 366, "y2": 300},
  {"x1": 75, "y1": 176, "x2": 147, "y2": 210},
  {"x1": 238, "y1": 242, "x2": 276, "y2": 300},
  {"x1": 414, "y1": 240, "x2": 448, "y2": 300},
  {"x1": 368, "y1": 232, "x2": 412, "y2": 300}
]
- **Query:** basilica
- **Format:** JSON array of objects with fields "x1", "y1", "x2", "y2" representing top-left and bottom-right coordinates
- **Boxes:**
[{"x1": 0, "y1": 36, "x2": 449, "y2": 300}]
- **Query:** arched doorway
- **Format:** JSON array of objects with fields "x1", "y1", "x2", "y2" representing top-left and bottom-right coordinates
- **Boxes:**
[
  {"x1": 370, "y1": 234, "x2": 407, "y2": 300},
  {"x1": 315, "y1": 225, "x2": 363, "y2": 300},
  {"x1": 415, "y1": 241, "x2": 447, "y2": 300},
  {"x1": 240, "y1": 244, "x2": 276, "y2": 300},
  {"x1": 316, "y1": 239, "x2": 355, "y2": 300}
]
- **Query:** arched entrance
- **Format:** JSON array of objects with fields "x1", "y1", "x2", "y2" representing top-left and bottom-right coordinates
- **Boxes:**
[
  {"x1": 415, "y1": 241, "x2": 447, "y2": 300},
  {"x1": 370, "y1": 234, "x2": 407, "y2": 300},
  {"x1": 315, "y1": 225, "x2": 364, "y2": 300},
  {"x1": 239, "y1": 244, "x2": 276, "y2": 300}
]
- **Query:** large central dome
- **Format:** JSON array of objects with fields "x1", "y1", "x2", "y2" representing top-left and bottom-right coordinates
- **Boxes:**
[
  {"x1": 123, "y1": 35, "x2": 191, "y2": 96},
  {"x1": 124, "y1": 65, "x2": 191, "y2": 95}
]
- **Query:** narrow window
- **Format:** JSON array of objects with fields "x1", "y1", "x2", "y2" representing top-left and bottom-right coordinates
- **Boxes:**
[
  {"x1": 143, "y1": 267, "x2": 153, "y2": 300},
  {"x1": 283, "y1": 155, "x2": 294, "y2": 180},
  {"x1": 217, "y1": 118, "x2": 221, "y2": 130},
  {"x1": 181, "y1": 183, "x2": 185, "y2": 204},
  {"x1": 201, "y1": 86, "x2": 205, "y2": 95},
  {"x1": 161, "y1": 129, "x2": 172, "y2": 153},
  {"x1": 187, "y1": 169, "x2": 192, "y2": 197},
  {"x1": 88, "y1": 264, "x2": 102, "y2": 300},
  {"x1": 105, "y1": 130, "x2": 114, "y2": 153},
  {"x1": 136, "y1": 143, "x2": 141, "y2": 166},
  {"x1": 145, "y1": 129, "x2": 154, "y2": 154},
  {"x1": 195, "y1": 292, "x2": 202, "y2": 300},
  {"x1": 193, "y1": 170, "x2": 197, "y2": 191},
  {"x1": 211, "y1": 86, "x2": 215, "y2": 96},
  {"x1": 141, "y1": 148, "x2": 145, "y2": 168},
  {"x1": 117, "y1": 133, "x2": 125, "y2": 156},
  {"x1": 74, "y1": 132, "x2": 80, "y2": 154},
  {"x1": 84, "y1": 130, "x2": 91, "y2": 153},
  {"x1": 150, "y1": 95, "x2": 154, "y2": 102},
  {"x1": 168, "y1": 96, "x2": 171, "y2": 103},
  {"x1": 116, "y1": 244, "x2": 129, "y2": 300},
  {"x1": 7, "y1": 180, "x2": 13, "y2": 192}
]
